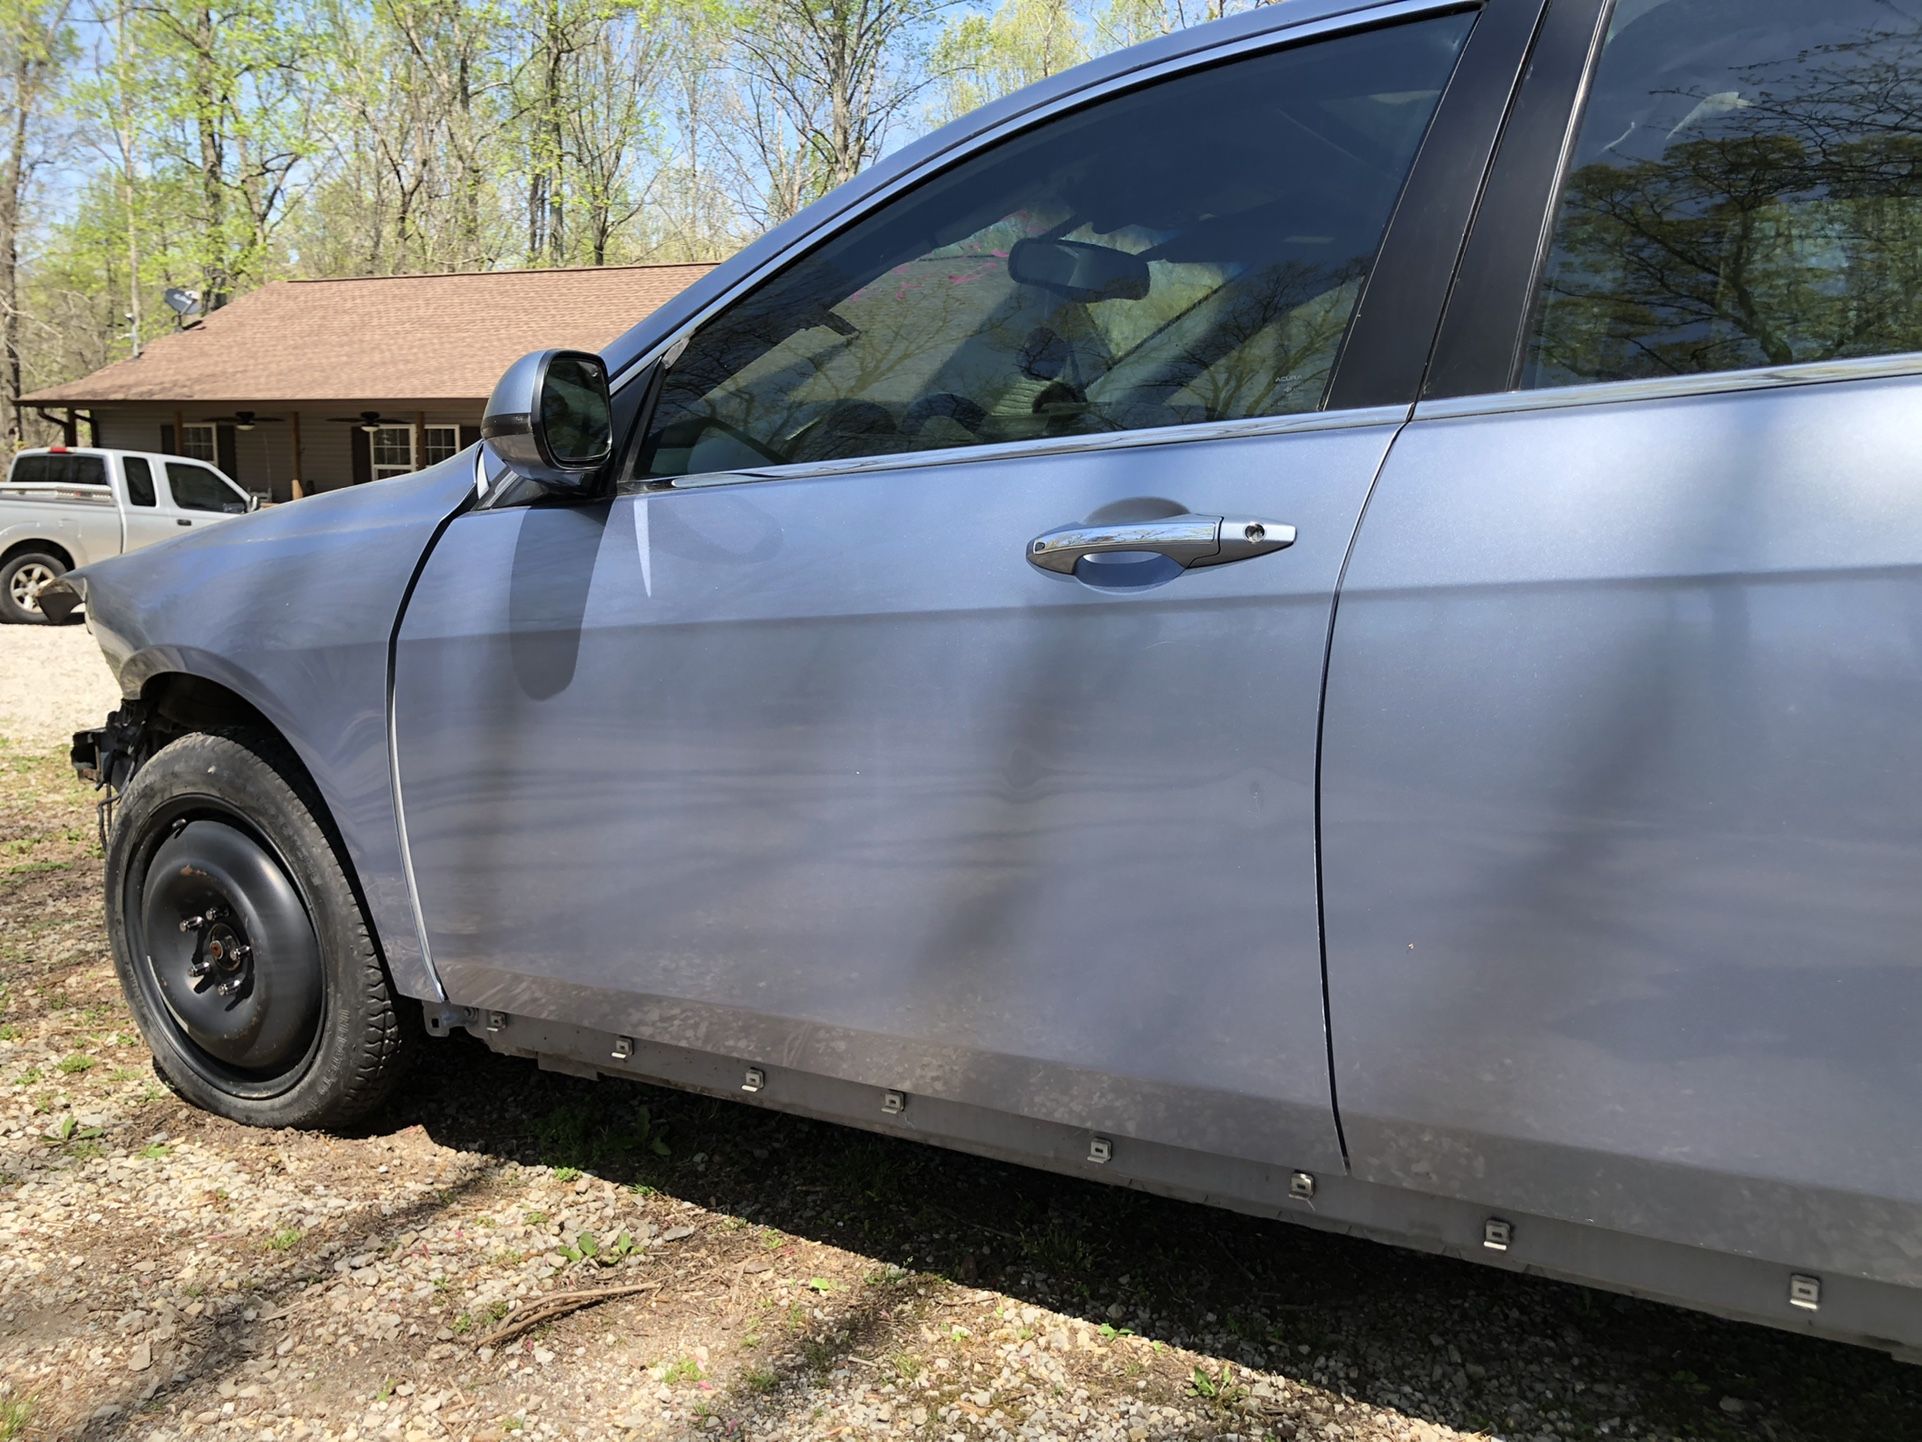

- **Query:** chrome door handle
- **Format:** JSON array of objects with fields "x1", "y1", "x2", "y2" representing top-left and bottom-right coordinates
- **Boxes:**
[{"x1": 1027, "y1": 514, "x2": 1295, "y2": 575}]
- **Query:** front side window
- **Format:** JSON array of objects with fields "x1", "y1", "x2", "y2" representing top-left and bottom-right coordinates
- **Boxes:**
[
  {"x1": 638, "y1": 14, "x2": 1473, "y2": 480},
  {"x1": 370, "y1": 425, "x2": 416, "y2": 479},
  {"x1": 167, "y1": 462, "x2": 245, "y2": 513},
  {"x1": 1527, "y1": 0, "x2": 1922, "y2": 387},
  {"x1": 178, "y1": 423, "x2": 218, "y2": 464}
]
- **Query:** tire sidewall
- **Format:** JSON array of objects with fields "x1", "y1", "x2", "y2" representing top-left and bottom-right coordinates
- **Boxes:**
[
  {"x1": 106, "y1": 732, "x2": 386, "y2": 1128},
  {"x1": 0, "y1": 551, "x2": 64, "y2": 625}
]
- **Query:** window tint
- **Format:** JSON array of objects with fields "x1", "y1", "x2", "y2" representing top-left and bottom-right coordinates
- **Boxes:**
[
  {"x1": 1527, "y1": 0, "x2": 1922, "y2": 387},
  {"x1": 638, "y1": 15, "x2": 1473, "y2": 479},
  {"x1": 122, "y1": 457, "x2": 157, "y2": 507},
  {"x1": 167, "y1": 463, "x2": 245, "y2": 513},
  {"x1": 8, "y1": 454, "x2": 105, "y2": 486}
]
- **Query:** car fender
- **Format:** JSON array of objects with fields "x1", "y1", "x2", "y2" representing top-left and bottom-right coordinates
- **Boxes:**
[{"x1": 58, "y1": 452, "x2": 482, "y2": 1003}]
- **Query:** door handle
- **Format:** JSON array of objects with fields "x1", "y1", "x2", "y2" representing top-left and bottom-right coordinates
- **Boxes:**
[
  {"x1": 176, "y1": 518, "x2": 192, "y2": 526},
  {"x1": 1027, "y1": 514, "x2": 1295, "y2": 575}
]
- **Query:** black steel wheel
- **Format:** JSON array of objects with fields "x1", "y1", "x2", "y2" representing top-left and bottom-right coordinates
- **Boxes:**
[{"x1": 106, "y1": 729, "x2": 411, "y2": 1127}]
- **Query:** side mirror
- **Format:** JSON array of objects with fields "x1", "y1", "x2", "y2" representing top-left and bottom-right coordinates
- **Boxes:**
[
  {"x1": 1008, "y1": 237, "x2": 1150, "y2": 304},
  {"x1": 481, "y1": 348, "x2": 614, "y2": 490}
]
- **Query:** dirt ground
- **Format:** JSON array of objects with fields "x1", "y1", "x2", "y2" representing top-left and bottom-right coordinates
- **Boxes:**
[{"x1": 2, "y1": 625, "x2": 1920, "y2": 1442}]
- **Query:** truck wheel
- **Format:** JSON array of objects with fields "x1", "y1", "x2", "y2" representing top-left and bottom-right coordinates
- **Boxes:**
[
  {"x1": 105, "y1": 730, "x2": 412, "y2": 1129},
  {"x1": 0, "y1": 550, "x2": 67, "y2": 624}
]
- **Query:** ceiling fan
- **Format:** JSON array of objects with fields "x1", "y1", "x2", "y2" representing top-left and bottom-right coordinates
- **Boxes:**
[
  {"x1": 326, "y1": 410, "x2": 391, "y2": 433},
  {"x1": 199, "y1": 409, "x2": 285, "y2": 431}
]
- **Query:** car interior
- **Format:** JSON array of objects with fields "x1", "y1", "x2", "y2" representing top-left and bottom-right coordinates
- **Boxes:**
[
  {"x1": 1529, "y1": 0, "x2": 1922, "y2": 383},
  {"x1": 638, "y1": 13, "x2": 1475, "y2": 479}
]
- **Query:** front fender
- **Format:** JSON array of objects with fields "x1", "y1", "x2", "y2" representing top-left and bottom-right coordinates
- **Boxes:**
[{"x1": 68, "y1": 453, "x2": 482, "y2": 1003}]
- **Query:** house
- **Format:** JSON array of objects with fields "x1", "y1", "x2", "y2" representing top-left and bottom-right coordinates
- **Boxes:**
[{"x1": 18, "y1": 263, "x2": 714, "y2": 502}]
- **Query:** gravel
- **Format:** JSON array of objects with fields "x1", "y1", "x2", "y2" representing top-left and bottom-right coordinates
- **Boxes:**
[
  {"x1": 0, "y1": 622, "x2": 119, "y2": 748},
  {"x1": 2, "y1": 625, "x2": 1920, "y2": 1441}
]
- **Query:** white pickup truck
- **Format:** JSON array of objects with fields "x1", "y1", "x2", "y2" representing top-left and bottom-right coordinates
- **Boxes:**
[{"x1": 0, "y1": 447, "x2": 254, "y2": 623}]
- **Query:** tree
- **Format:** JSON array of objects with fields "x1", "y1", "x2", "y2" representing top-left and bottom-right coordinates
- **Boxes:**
[
  {"x1": 1, "y1": 0, "x2": 73, "y2": 446},
  {"x1": 931, "y1": 0, "x2": 1083, "y2": 127},
  {"x1": 730, "y1": 0, "x2": 950, "y2": 222}
]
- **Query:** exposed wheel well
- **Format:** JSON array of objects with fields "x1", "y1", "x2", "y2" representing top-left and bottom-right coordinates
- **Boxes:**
[
  {"x1": 1, "y1": 538, "x2": 74, "y2": 571},
  {"x1": 141, "y1": 672, "x2": 278, "y2": 741},
  {"x1": 129, "y1": 672, "x2": 389, "y2": 971}
]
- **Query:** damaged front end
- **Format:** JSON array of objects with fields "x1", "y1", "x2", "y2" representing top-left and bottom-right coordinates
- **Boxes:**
[{"x1": 71, "y1": 700, "x2": 154, "y2": 846}]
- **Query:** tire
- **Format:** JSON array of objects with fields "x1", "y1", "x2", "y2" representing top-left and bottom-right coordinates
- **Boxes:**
[
  {"x1": 105, "y1": 729, "x2": 411, "y2": 1128},
  {"x1": 0, "y1": 549, "x2": 67, "y2": 625}
]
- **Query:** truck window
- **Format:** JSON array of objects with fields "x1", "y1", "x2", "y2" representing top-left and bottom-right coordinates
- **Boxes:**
[
  {"x1": 166, "y1": 463, "x2": 246, "y2": 514},
  {"x1": 122, "y1": 457, "x2": 158, "y2": 507},
  {"x1": 9, "y1": 454, "x2": 106, "y2": 486}
]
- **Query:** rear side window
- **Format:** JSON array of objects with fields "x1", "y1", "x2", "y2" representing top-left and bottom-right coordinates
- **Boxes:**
[
  {"x1": 166, "y1": 463, "x2": 245, "y2": 513},
  {"x1": 638, "y1": 13, "x2": 1474, "y2": 479},
  {"x1": 9, "y1": 454, "x2": 105, "y2": 486},
  {"x1": 1527, "y1": 0, "x2": 1922, "y2": 387},
  {"x1": 122, "y1": 457, "x2": 157, "y2": 507}
]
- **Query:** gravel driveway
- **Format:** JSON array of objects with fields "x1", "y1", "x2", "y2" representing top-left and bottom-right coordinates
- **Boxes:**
[{"x1": 2, "y1": 624, "x2": 1919, "y2": 1442}]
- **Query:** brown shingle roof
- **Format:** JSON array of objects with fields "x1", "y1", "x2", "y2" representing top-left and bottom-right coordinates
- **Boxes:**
[{"x1": 21, "y1": 263, "x2": 716, "y2": 406}]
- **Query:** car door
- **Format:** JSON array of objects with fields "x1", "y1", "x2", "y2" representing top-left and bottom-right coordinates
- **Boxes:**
[
  {"x1": 393, "y1": 0, "x2": 1528, "y2": 1176},
  {"x1": 117, "y1": 456, "x2": 180, "y2": 552},
  {"x1": 1323, "y1": 0, "x2": 1922, "y2": 1291},
  {"x1": 161, "y1": 460, "x2": 249, "y2": 531}
]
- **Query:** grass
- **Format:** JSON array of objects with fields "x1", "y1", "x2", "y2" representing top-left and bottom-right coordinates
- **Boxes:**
[
  {"x1": 0, "y1": 1397, "x2": 29, "y2": 1441},
  {"x1": 267, "y1": 1227, "x2": 303, "y2": 1251},
  {"x1": 55, "y1": 1053, "x2": 93, "y2": 1075},
  {"x1": 660, "y1": 1357, "x2": 703, "y2": 1385}
]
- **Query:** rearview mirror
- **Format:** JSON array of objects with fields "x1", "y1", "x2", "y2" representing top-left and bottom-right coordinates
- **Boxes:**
[
  {"x1": 1008, "y1": 237, "x2": 1150, "y2": 304},
  {"x1": 481, "y1": 348, "x2": 614, "y2": 490}
]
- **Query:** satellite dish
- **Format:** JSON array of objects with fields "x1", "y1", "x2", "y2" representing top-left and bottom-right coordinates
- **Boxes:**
[{"x1": 162, "y1": 287, "x2": 202, "y2": 317}]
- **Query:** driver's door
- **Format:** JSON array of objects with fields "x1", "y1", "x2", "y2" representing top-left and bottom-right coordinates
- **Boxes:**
[{"x1": 392, "y1": 4, "x2": 1492, "y2": 1173}]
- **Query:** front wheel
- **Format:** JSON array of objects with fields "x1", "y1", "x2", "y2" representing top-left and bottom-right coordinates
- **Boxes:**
[
  {"x1": 105, "y1": 730, "x2": 412, "y2": 1128},
  {"x1": 0, "y1": 549, "x2": 68, "y2": 624}
]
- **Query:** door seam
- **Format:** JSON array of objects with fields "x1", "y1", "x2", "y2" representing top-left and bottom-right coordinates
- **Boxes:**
[{"x1": 1313, "y1": 414, "x2": 1412, "y2": 1172}]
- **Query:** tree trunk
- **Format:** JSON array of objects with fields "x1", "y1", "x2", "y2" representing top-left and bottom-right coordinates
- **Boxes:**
[{"x1": 1, "y1": 80, "x2": 28, "y2": 447}]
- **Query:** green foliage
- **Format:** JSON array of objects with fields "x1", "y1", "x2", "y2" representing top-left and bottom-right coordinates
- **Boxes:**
[
  {"x1": 43, "y1": 1114, "x2": 104, "y2": 1145},
  {"x1": 554, "y1": 1228, "x2": 641, "y2": 1265},
  {"x1": 5, "y1": 0, "x2": 1258, "y2": 445},
  {"x1": 659, "y1": 1355, "x2": 703, "y2": 1384}
]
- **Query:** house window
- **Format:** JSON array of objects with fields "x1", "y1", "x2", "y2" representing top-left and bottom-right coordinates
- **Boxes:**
[
  {"x1": 421, "y1": 425, "x2": 461, "y2": 466},
  {"x1": 179, "y1": 423, "x2": 217, "y2": 464},
  {"x1": 369, "y1": 425, "x2": 416, "y2": 479}
]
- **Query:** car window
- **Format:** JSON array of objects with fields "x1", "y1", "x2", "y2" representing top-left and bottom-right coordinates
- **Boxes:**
[
  {"x1": 9, "y1": 454, "x2": 105, "y2": 487},
  {"x1": 166, "y1": 463, "x2": 246, "y2": 513},
  {"x1": 636, "y1": 13, "x2": 1474, "y2": 480},
  {"x1": 122, "y1": 457, "x2": 157, "y2": 508},
  {"x1": 1525, "y1": 0, "x2": 1922, "y2": 387}
]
